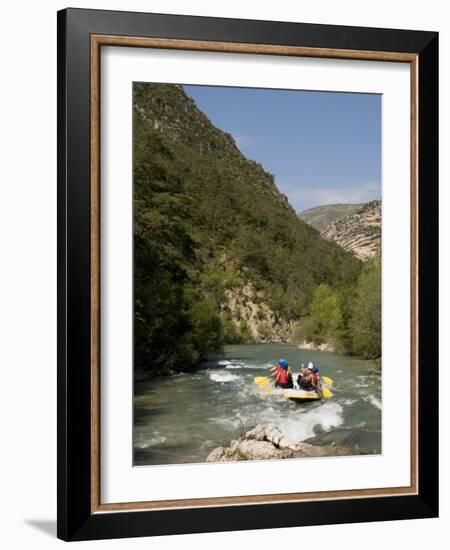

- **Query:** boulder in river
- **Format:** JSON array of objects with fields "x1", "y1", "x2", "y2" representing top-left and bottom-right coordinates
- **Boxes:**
[{"x1": 206, "y1": 423, "x2": 354, "y2": 462}]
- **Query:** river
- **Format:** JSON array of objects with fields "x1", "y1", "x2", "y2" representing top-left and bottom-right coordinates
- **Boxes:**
[{"x1": 133, "y1": 343, "x2": 381, "y2": 466}]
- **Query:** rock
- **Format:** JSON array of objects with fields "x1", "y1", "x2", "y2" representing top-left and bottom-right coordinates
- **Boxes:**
[
  {"x1": 244, "y1": 423, "x2": 284, "y2": 447},
  {"x1": 235, "y1": 440, "x2": 293, "y2": 460},
  {"x1": 286, "y1": 442, "x2": 311, "y2": 452},
  {"x1": 207, "y1": 447, "x2": 225, "y2": 462},
  {"x1": 265, "y1": 425, "x2": 284, "y2": 447},
  {"x1": 244, "y1": 424, "x2": 267, "y2": 441},
  {"x1": 222, "y1": 282, "x2": 294, "y2": 343},
  {"x1": 320, "y1": 200, "x2": 381, "y2": 261},
  {"x1": 296, "y1": 442, "x2": 352, "y2": 457},
  {"x1": 297, "y1": 341, "x2": 336, "y2": 353},
  {"x1": 206, "y1": 440, "x2": 293, "y2": 462},
  {"x1": 206, "y1": 423, "x2": 354, "y2": 462}
]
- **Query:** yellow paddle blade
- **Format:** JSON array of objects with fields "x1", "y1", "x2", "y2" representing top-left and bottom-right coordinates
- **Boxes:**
[
  {"x1": 254, "y1": 376, "x2": 271, "y2": 388},
  {"x1": 321, "y1": 387, "x2": 333, "y2": 399},
  {"x1": 254, "y1": 376, "x2": 273, "y2": 396},
  {"x1": 321, "y1": 376, "x2": 333, "y2": 386}
]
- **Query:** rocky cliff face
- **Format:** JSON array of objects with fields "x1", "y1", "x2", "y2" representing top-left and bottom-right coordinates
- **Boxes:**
[
  {"x1": 223, "y1": 283, "x2": 293, "y2": 343},
  {"x1": 320, "y1": 200, "x2": 381, "y2": 261}
]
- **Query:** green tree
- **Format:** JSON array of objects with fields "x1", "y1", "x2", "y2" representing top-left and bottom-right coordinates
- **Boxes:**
[
  {"x1": 305, "y1": 284, "x2": 343, "y2": 344},
  {"x1": 199, "y1": 261, "x2": 242, "y2": 306},
  {"x1": 239, "y1": 319, "x2": 253, "y2": 343},
  {"x1": 221, "y1": 311, "x2": 244, "y2": 344},
  {"x1": 187, "y1": 294, "x2": 224, "y2": 359},
  {"x1": 349, "y1": 258, "x2": 381, "y2": 358}
]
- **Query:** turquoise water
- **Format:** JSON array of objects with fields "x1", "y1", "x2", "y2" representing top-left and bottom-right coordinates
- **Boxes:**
[{"x1": 133, "y1": 343, "x2": 381, "y2": 466}]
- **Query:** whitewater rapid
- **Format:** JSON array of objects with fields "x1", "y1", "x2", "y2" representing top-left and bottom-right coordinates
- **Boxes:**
[{"x1": 133, "y1": 343, "x2": 382, "y2": 466}]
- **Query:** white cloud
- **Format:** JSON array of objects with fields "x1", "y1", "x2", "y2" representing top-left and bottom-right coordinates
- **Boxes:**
[{"x1": 277, "y1": 180, "x2": 381, "y2": 211}]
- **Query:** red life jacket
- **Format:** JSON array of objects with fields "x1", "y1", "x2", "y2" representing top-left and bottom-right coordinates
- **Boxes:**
[{"x1": 278, "y1": 369, "x2": 290, "y2": 386}]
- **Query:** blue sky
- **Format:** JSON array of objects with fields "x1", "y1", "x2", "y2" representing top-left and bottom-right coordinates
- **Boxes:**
[{"x1": 184, "y1": 85, "x2": 381, "y2": 212}]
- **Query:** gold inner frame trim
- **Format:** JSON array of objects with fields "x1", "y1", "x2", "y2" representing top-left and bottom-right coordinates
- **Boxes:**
[{"x1": 90, "y1": 34, "x2": 419, "y2": 514}]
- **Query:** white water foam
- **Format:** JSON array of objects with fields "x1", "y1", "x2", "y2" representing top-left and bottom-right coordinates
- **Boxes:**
[
  {"x1": 257, "y1": 402, "x2": 344, "y2": 444},
  {"x1": 340, "y1": 398, "x2": 357, "y2": 406},
  {"x1": 224, "y1": 362, "x2": 263, "y2": 370},
  {"x1": 210, "y1": 416, "x2": 240, "y2": 428},
  {"x1": 365, "y1": 395, "x2": 382, "y2": 411},
  {"x1": 209, "y1": 372, "x2": 240, "y2": 383},
  {"x1": 134, "y1": 435, "x2": 167, "y2": 449}
]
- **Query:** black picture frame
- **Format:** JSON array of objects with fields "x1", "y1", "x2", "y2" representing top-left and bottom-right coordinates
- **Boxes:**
[{"x1": 57, "y1": 7, "x2": 438, "y2": 541}]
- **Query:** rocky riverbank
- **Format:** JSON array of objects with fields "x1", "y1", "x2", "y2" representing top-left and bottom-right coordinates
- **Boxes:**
[
  {"x1": 206, "y1": 423, "x2": 354, "y2": 462},
  {"x1": 296, "y1": 340, "x2": 336, "y2": 353}
]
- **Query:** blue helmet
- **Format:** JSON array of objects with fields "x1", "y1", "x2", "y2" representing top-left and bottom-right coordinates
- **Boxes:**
[
  {"x1": 312, "y1": 367, "x2": 319, "y2": 374},
  {"x1": 279, "y1": 359, "x2": 289, "y2": 369}
]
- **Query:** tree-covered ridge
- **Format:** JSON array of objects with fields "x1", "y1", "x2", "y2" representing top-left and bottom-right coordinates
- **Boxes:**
[{"x1": 133, "y1": 83, "x2": 379, "y2": 373}]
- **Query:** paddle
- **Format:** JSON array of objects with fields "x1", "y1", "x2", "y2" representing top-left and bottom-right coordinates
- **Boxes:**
[
  {"x1": 254, "y1": 376, "x2": 274, "y2": 396},
  {"x1": 254, "y1": 376, "x2": 276, "y2": 396},
  {"x1": 254, "y1": 376, "x2": 271, "y2": 388},
  {"x1": 321, "y1": 375, "x2": 333, "y2": 386}
]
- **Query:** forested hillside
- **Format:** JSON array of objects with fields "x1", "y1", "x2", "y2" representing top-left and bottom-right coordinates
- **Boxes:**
[{"x1": 133, "y1": 83, "x2": 379, "y2": 373}]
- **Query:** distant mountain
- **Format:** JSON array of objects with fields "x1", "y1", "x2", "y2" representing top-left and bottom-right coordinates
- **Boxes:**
[
  {"x1": 320, "y1": 200, "x2": 381, "y2": 261},
  {"x1": 298, "y1": 203, "x2": 363, "y2": 231}
]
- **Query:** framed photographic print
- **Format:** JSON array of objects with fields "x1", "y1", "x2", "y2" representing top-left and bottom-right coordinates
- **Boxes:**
[{"x1": 57, "y1": 8, "x2": 438, "y2": 541}]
